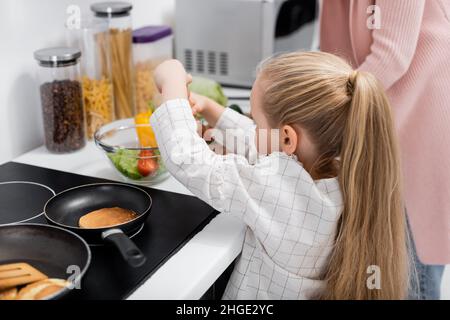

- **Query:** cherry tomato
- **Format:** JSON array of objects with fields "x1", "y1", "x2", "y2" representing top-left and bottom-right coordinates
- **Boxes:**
[{"x1": 137, "y1": 150, "x2": 159, "y2": 177}]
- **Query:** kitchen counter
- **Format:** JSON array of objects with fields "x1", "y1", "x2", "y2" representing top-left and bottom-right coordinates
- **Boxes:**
[{"x1": 12, "y1": 87, "x2": 251, "y2": 300}]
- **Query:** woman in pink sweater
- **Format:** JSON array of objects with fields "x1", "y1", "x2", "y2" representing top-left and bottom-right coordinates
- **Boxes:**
[{"x1": 320, "y1": 0, "x2": 450, "y2": 299}]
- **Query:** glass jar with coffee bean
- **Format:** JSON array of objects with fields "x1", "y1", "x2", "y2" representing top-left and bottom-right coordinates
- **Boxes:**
[{"x1": 34, "y1": 47, "x2": 86, "y2": 153}]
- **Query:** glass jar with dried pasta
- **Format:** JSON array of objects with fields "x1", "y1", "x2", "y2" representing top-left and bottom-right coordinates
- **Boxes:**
[
  {"x1": 91, "y1": 1, "x2": 135, "y2": 119},
  {"x1": 66, "y1": 19, "x2": 114, "y2": 139}
]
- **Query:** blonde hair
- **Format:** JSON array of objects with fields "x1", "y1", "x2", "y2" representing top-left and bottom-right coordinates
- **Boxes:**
[{"x1": 259, "y1": 51, "x2": 410, "y2": 299}]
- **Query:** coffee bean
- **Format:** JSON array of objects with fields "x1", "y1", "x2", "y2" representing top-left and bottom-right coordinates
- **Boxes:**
[{"x1": 40, "y1": 80, "x2": 86, "y2": 153}]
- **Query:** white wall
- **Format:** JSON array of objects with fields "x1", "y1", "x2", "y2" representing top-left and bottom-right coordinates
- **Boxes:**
[{"x1": 0, "y1": 0, "x2": 175, "y2": 164}]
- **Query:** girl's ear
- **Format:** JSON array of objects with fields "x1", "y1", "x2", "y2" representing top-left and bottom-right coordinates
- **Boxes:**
[{"x1": 280, "y1": 125, "x2": 299, "y2": 155}]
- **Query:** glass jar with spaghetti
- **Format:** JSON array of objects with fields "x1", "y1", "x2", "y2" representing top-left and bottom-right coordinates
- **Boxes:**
[
  {"x1": 66, "y1": 19, "x2": 115, "y2": 139},
  {"x1": 91, "y1": 1, "x2": 136, "y2": 119}
]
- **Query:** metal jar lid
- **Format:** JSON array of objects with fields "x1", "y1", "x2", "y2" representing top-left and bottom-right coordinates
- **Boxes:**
[
  {"x1": 91, "y1": 2, "x2": 133, "y2": 18},
  {"x1": 34, "y1": 47, "x2": 82, "y2": 68}
]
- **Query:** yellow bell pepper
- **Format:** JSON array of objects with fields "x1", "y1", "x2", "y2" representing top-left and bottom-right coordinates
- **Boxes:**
[{"x1": 134, "y1": 110, "x2": 158, "y2": 148}]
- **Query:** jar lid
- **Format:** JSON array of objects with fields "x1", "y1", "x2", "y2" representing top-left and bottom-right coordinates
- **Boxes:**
[
  {"x1": 132, "y1": 26, "x2": 173, "y2": 43},
  {"x1": 91, "y1": 2, "x2": 133, "y2": 17},
  {"x1": 34, "y1": 47, "x2": 82, "y2": 67}
]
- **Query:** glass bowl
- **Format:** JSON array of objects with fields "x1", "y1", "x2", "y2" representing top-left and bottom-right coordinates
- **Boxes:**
[{"x1": 94, "y1": 118, "x2": 168, "y2": 185}]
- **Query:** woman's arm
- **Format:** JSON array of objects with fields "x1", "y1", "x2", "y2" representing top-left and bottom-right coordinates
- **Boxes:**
[{"x1": 358, "y1": 0, "x2": 426, "y2": 89}]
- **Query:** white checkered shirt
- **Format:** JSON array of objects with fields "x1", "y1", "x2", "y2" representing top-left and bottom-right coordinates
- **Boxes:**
[{"x1": 150, "y1": 99, "x2": 343, "y2": 300}]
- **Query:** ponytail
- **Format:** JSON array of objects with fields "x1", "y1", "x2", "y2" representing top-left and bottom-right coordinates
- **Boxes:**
[{"x1": 321, "y1": 71, "x2": 409, "y2": 299}]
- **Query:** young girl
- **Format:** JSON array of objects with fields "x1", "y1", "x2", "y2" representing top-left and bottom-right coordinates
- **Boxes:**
[{"x1": 150, "y1": 52, "x2": 409, "y2": 300}]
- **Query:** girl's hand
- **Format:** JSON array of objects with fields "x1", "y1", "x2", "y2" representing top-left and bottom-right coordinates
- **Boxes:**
[
  {"x1": 189, "y1": 92, "x2": 226, "y2": 127},
  {"x1": 153, "y1": 60, "x2": 192, "y2": 101},
  {"x1": 189, "y1": 92, "x2": 213, "y2": 116}
]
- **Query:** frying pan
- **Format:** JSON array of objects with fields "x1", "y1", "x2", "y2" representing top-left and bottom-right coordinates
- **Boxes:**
[
  {"x1": 44, "y1": 183, "x2": 152, "y2": 268},
  {"x1": 0, "y1": 223, "x2": 91, "y2": 300}
]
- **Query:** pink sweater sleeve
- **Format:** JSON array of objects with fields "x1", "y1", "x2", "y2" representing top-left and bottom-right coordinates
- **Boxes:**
[{"x1": 358, "y1": 0, "x2": 426, "y2": 89}]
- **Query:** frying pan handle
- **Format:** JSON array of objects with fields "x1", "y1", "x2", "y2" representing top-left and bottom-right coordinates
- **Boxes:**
[{"x1": 102, "y1": 229, "x2": 147, "y2": 268}]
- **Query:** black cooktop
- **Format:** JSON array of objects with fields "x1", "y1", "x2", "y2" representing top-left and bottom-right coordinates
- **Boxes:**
[{"x1": 0, "y1": 162, "x2": 218, "y2": 299}]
